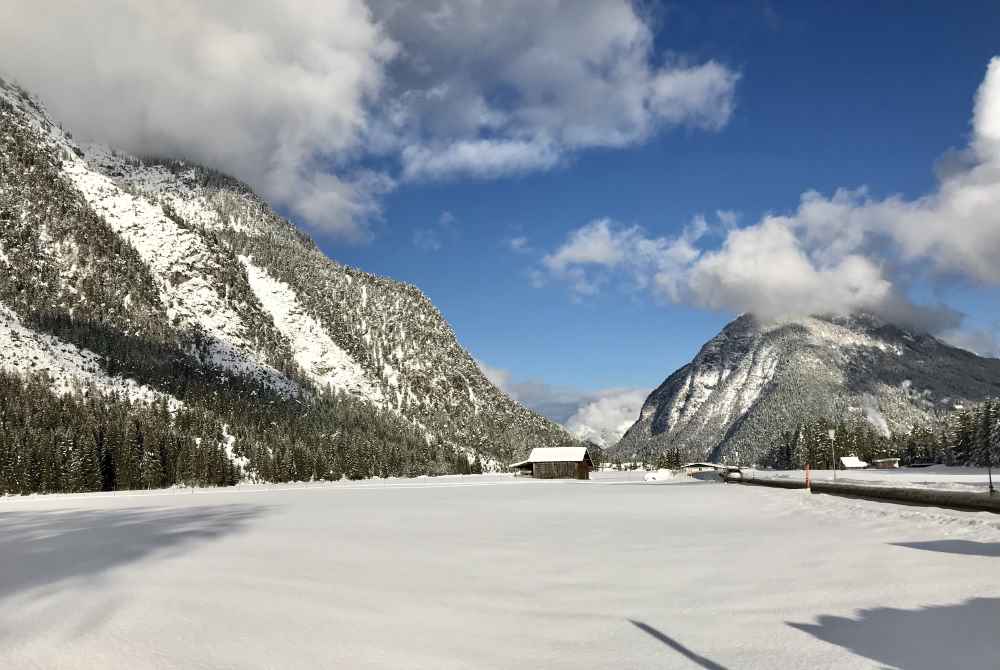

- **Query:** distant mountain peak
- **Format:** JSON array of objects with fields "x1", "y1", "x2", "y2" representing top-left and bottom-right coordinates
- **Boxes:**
[{"x1": 616, "y1": 312, "x2": 1000, "y2": 464}]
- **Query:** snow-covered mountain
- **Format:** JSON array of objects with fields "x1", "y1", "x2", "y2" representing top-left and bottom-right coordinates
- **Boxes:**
[
  {"x1": 0, "y1": 77, "x2": 573, "y2": 470},
  {"x1": 616, "y1": 313, "x2": 1000, "y2": 464}
]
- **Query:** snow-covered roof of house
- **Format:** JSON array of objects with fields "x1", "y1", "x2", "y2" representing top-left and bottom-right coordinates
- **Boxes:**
[
  {"x1": 509, "y1": 447, "x2": 591, "y2": 468},
  {"x1": 840, "y1": 456, "x2": 869, "y2": 468}
]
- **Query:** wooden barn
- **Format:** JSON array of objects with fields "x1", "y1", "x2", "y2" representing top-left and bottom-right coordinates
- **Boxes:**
[{"x1": 510, "y1": 447, "x2": 594, "y2": 480}]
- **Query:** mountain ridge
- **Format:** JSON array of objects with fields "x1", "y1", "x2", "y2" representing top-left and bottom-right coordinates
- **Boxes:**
[
  {"x1": 0, "y1": 75, "x2": 574, "y2": 486},
  {"x1": 616, "y1": 312, "x2": 1000, "y2": 465}
]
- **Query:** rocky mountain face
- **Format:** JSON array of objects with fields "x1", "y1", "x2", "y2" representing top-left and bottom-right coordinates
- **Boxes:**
[
  {"x1": 616, "y1": 313, "x2": 1000, "y2": 465},
  {"x1": 0, "y1": 77, "x2": 573, "y2": 481}
]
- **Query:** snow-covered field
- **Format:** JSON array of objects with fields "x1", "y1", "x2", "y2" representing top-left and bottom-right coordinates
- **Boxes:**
[
  {"x1": 1, "y1": 474, "x2": 999, "y2": 669},
  {"x1": 745, "y1": 466, "x2": 998, "y2": 492}
]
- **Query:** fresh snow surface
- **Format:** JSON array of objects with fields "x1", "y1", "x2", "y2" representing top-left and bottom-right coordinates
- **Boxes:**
[
  {"x1": 643, "y1": 469, "x2": 676, "y2": 482},
  {"x1": 80, "y1": 143, "x2": 226, "y2": 232},
  {"x1": 238, "y1": 255, "x2": 382, "y2": 402},
  {"x1": 0, "y1": 303, "x2": 167, "y2": 404},
  {"x1": 747, "y1": 466, "x2": 1000, "y2": 492},
  {"x1": 523, "y1": 446, "x2": 591, "y2": 463},
  {"x1": 1, "y1": 474, "x2": 998, "y2": 669}
]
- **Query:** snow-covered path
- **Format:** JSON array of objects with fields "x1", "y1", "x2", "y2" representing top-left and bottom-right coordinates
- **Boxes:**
[{"x1": 1, "y1": 475, "x2": 998, "y2": 669}]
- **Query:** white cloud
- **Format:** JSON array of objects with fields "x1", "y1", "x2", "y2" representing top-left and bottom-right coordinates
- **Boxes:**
[
  {"x1": 401, "y1": 139, "x2": 560, "y2": 180},
  {"x1": 369, "y1": 0, "x2": 738, "y2": 181},
  {"x1": 564, "y1": 389, "x2": 648, "y2": 447},
  {"x1": 0, "y1": 0, "x2": 394, "y2": 239},
  {"x1": 1, "y1": 1, "x2": 737, "y2": 239},
  {"x1": 541, "y1": 217, "x2": 706, "y2": 297},
  {"x1": 682, "y1": 216, "x2": 896, "y2": 321},
  {"x1": 540, "y1": 58, "x2": 1000, "y2": 335},
  {"x1": 477, "y1": 360, "x2": 646, "y2": 446}
]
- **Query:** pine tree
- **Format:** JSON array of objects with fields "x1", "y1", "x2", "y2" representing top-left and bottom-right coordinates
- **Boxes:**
[{"x1": 140, "y1": 446, "x2": 164, "y2": 489}]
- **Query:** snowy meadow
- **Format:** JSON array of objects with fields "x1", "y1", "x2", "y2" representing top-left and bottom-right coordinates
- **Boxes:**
[{"x1": 1, "y1": 474, "x2": 999, "y2": 669}]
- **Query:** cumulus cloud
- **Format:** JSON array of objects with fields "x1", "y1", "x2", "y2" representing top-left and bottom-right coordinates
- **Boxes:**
[
  {"x1": 542, "y1": 217, "x2": 706, "y2": 296},
  {"x1": 401, "y1": 139, "x2": 560, "y2": 180},
  {"x1": 368, "y1": 0, "x2": 738, "y2": 181},
  {"x1": 0, "y1": 1, "x2": 737, "y2": 238},
  {"x1": 477, "y1": 360, "x2": 646, "y2": 446},
  {"x1": 564, "y1": 389, "x2": 648, "y2": 447},
  {"x1": 0, "y1": 0, "x2": 394, "y2": 239},
  {"x1": 540, "y1": 58, "x2": 1000, "y2": 335}
]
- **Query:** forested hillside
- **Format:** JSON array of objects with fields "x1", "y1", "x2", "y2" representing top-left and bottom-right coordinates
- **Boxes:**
[
  {"x1": 0, "y1": 78, "x2": 572, "y2": 494},
  {"x1": 616, "y1": 314, "x2": 1000, "y2": 465},
  {"x1": 759, "y1": 398, "x2": 1000, "y2": 470}
]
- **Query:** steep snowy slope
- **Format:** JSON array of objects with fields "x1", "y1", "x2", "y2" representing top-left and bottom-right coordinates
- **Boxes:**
[
  {"x1": 0, "y1": 77, "x2": 572, "y2": 467},
  {"x1": 616, "y1": 314, "x2": 1000, "y2": 464},
  {"x1": 0, "y1": 304, "x2": 165, "y2": 403}
]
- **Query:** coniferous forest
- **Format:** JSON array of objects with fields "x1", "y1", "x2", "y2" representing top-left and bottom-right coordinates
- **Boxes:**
[
  {"x1": 0, "y1": 370, "x2": 480, "y2": 495},
  {"x1": 758, "y1": 400, "x2": 1000, "y2": 471}
]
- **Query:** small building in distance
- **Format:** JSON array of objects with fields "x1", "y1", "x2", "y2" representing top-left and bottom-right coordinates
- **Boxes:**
[
  {"x1": 681, "y1": 462, "x2": 740, "y2": 482},
  {"x1": 683, "y1": 462, "x2": 724, "y2": 475},
  {"x1": 840, "y1": 456, "x2": 869, "y2": 469},
  {"x1": 510, "y1": 447, "x2": 594, "y2": 480},
  {"x1": 872, "y1": 457, "x2": 901, "y2": 469}
]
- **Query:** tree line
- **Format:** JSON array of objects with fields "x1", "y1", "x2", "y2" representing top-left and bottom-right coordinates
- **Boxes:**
[
  {"x1": 0, "y1": 370, "x2": 481, "y2": 496},
  {"x1": 759, "y1": 400, "x2": 1000, "y2": 470}
]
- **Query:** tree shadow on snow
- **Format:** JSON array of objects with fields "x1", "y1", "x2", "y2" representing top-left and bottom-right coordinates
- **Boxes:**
[
  {"x1": 891, "y1": 540, "x2": 1000, "y2": 557},
  {"x1": 629, "y1": 619, "x2": 729, "y2": 670},
  {"x1": 0, "y1": 503, "x2": 269, "y2": 605},
  {"x1": 788, "y1": 598, "x2": 1000, "y2": 669}
]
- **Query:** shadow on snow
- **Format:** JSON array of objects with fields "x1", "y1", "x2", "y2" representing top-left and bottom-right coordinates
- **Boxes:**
[
  {"x1": 891, "y1": 540, "x2": 1000, "y2": 557},
  {"x1": 0, "y1": 503, "x2": 268, "y2": 605},
  {"x1": 629, "y1": 619, "x2": 729, "y2": 670},
  {"x1": 789, "y1": 598, "x2": 1000, "y2": 669}
]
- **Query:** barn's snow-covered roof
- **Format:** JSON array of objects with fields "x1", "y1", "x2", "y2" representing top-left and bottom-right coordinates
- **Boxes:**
[{"x1": 510, "y1": 447, "x2": 591, "y2": 468}]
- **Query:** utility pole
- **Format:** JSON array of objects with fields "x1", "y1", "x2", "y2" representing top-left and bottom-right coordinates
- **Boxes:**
[
  {"x1": 989, "y1": 443, "x2": 995, "y2": 496},
  {"x1": 829, "y1": 428, "x2": 837, "y2": 482},
  {"x1": 989, "y1": 454, "x2": 994, "y2": 495},
  {"x1": 831, "y1": 439, "x2": 837, "y2": 482},
  {"x1": 991, "y1": 418, "x2": 998, "y2": 496}
]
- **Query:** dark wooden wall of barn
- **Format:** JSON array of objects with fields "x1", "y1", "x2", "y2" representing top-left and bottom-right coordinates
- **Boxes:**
[{"x1": 532, "y1": 462, "x2": 590, "y2": 480}]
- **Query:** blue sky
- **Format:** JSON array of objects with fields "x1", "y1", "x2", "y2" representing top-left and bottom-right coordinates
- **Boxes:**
[
  {"x1": 9, "y1": 1, "x2": 999, "y2": 435},
  {"x1": 323, "y1": 2, "x2": 1000, "y2": 400}
]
